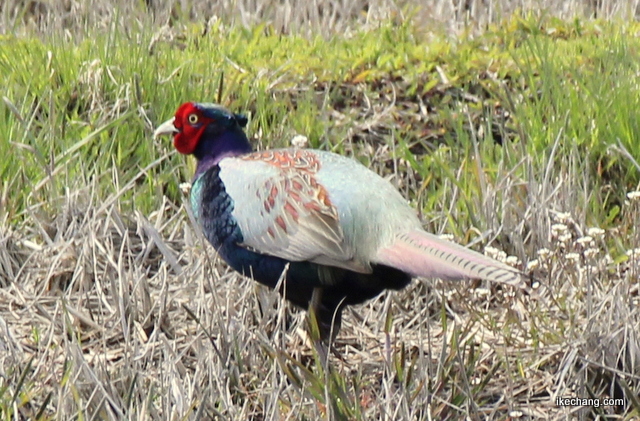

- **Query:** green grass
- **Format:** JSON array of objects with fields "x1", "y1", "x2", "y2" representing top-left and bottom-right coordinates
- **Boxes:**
[
  {"x1": 3, "y1": 17, "x2": 640, "y2": 226},
  {"x1": 2, "y1": 9, "x2": 640, "y2": 420}
]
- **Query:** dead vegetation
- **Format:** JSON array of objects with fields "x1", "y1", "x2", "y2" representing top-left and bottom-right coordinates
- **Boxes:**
[
  {"x1": 3, "y1": 98, "x2": 640, "y2": 418},
  {"x1": 3, "y1": 0, "x2": 640, "y2": 37}
]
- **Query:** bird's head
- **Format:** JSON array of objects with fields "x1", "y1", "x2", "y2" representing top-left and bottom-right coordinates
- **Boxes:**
[{"x1": 154, "y1": 102, "x2": 248, "y2": 155}]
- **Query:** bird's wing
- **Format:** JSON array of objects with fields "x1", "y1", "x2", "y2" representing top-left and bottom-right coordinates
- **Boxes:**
[{"x1": 219, "y1": 150, "x2": 371, "y2": 274}]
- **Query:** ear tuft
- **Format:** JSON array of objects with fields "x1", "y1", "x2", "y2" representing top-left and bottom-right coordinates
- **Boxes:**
[{"x1": 234, "y1": 113, "x2": 248, "y2": 128}]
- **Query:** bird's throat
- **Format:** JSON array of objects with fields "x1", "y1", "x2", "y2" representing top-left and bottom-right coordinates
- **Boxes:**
[{"x1": 193, "y1": 129, "x2": 252, "y2": 179}]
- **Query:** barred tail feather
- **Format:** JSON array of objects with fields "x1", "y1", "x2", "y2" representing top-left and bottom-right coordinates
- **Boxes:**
[{"x1": 375, "y1": 229, "x2": 526, "y2": 289}]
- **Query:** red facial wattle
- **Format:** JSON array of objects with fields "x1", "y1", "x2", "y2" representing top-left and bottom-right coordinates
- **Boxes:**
[{"x1": 172, "y1": 102, "x2": 212, "y2": 155}]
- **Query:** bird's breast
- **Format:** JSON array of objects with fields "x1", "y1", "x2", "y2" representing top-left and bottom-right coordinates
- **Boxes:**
[{"x1": 191, "y1": 165, "x2": 243, "y2": 248}]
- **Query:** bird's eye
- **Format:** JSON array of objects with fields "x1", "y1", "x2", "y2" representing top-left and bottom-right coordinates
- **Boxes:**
[{"x1": 188, "y1": 114, "x2": 199, "y2": 124}]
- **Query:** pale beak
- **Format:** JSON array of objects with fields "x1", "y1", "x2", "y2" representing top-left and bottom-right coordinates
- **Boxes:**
[{"x1": 153, "y1": 117, "x2": 178, "y2": 138}]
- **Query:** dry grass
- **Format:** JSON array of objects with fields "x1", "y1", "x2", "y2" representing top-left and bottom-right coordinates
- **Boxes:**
[
  {"x1": 2, "y1": 128, "x2": 640, "y2": 419},
  {"x1": 2, "y1": 1, "x2": 640, "y2": 420},
  {"x1": 3, "y1": 0, "x2": 640, "y2": 37}
]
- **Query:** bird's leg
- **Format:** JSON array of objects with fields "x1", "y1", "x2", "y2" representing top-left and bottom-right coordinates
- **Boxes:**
[
  {"x1": 308, "y1": 288, "x2": 347, "y2": 363},
  {"x1": 311, "y1": 288, "x2": 348, "y2": 361},
  {"x1": 309, "y1": 288, "x2": 343, "y2": 421},
  {"x1": 308, "y1": 288, "x2": 343, "y2": 342},
  {"x1": 308, "y1": 288, "x2": 329, "y2": 364},
  {"x1": 308, "y1": 288, "x2": 326, "y2": 338}
]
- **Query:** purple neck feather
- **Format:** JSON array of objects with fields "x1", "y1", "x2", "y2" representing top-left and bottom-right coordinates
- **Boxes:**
[{"x1": 193, "y1": 128, "x2": 252, "y2": 180}]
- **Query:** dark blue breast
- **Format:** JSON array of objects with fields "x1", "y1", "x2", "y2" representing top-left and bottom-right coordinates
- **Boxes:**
[{"x1": 194, "y1": 165, "x2": 241, "y2": 248}]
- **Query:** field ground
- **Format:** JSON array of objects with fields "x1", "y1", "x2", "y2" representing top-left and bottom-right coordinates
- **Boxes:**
[{"x1": 2, "y1": 1, "x2": 640, "y2": 420}]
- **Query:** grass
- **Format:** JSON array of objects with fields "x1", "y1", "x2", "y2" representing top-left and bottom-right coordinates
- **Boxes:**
[{"x1": 2, "y1": 3, "x2": 640, "y2": 420}]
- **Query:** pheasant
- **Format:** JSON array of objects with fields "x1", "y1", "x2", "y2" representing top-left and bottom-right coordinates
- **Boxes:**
[{"x1": 154, "y1": 102, "x2": 526, "y2": 341}]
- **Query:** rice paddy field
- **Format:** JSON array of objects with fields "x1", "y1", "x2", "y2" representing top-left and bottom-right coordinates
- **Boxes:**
[{"x1": 2, "y1": 0, "x2": 640, "y2": 419}]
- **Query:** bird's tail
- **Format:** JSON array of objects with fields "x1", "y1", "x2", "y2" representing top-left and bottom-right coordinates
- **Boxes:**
[{"x1": 374, "y1": 229, "x2": 526, "y2": 289}]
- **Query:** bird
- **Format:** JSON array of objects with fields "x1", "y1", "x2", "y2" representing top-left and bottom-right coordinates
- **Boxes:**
[{"x1": 154, "y1": 102, "x2": 526, "y2": 341}]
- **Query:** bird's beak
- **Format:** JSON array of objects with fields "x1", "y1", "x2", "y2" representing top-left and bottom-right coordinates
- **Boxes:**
[{"x1": 153, "y1": 117, "x2": 179, "y2": 138}]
